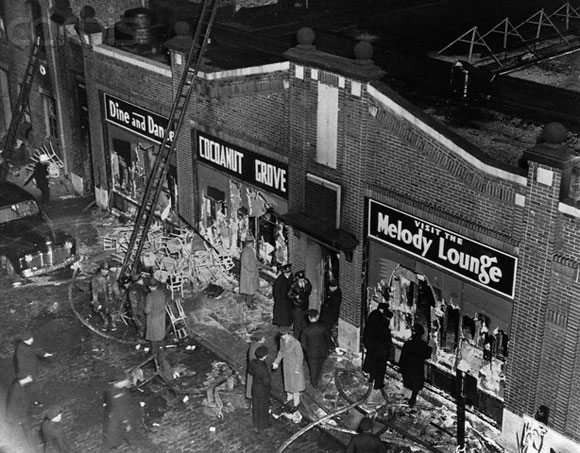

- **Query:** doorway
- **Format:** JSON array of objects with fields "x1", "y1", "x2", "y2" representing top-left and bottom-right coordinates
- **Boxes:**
[{"x1": 305, "y1": 239, "x2": 340, "y2": 312}]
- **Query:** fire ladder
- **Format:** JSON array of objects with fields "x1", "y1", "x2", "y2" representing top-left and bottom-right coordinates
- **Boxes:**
[
  {"x1": 1, "y1": 34, "x2": 42, "y2": 179},
  {"x1": 118, "y1": 0, "x2": 220, "y2": 279}
]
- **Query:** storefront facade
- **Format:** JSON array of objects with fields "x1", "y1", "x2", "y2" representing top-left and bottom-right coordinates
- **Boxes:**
[
  {"x1": 194, "y1": 130, "x2": 289, "y2": 267},
  {"x1": 365, "y1": 198, "x2": 516, "y2": 402},
  {"x1": 103, "y1": 93, "x2": 177, "y2": 222}
]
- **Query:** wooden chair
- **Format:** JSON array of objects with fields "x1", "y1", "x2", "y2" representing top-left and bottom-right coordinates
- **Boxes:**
[{"x1": 166, "y1": 297, "x2": 189, "y2": 340}]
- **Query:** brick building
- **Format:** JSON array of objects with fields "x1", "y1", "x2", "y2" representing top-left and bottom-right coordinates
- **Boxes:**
[{"x1": 2, "y1": 0, "x2": 580, "y2": 451}]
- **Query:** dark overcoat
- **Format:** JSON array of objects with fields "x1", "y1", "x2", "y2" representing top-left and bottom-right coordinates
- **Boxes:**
[
  {"x1": 249, "y1": 358, "x2": 271, "y2": 431},
  {"x1": 102, "y1": 385, "x2": 143, "y2": 449},
  {"x1": 245, "y1": 341, "x2": 265, "y2": 399},
  {"x1": 41, "y1": 418, "x2": 71, "y2": 453},
  {"x1": 14, "y1": 340, "x2": 46, "y2": 379},
  {"x1": 346, "y1": 432, "x2": 387, "y2": 453},
  {"x1": 399, "y1": 335, "x2": 432, "y2": 392},
  {"x1": 362, "y1": 310, "x2": 394, "y2": 368},
  {"x1": 320, "y1": 288, "x2": 342, "y2": 329},
  {"x1": 272, "y1": 272, "x2": 293, "y2": 327},
  {"x1": 301, "y1": 322, "x2": 331, "y2": 359},
  {"x1": 144, "y1": 287, "x2": 167, "y2": 342}
]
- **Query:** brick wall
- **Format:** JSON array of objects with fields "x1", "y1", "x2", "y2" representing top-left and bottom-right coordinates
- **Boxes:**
[{"x1": 83, "y1": 44, "x2": 172, "y2": 192}]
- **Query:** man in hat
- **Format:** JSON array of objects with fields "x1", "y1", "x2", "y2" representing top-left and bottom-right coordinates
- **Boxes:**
[
  {"x1": 144, "y1": 278, "x2": 168, "y2": 354},
  {"x1": 245, "y1": 329, "x2": 267, "y2": 406},
  {"x1": 239, "y1": 236, "x2": 260, "y2": 309},
  {"x1": 248, "y1": 345, "x2": 271, "y2": 432},
  {"x1": 287, "y1": 270, "x2": 312, "y2": 339},
  {"x1": 103, "y1": 371, "x2": 155, "y2": 451},
  {"x1": 24, "y1": 154, "x2": 50, "y2": 205},
  {"x1": 272, "y1": 327, "x2": 305, "y2": 412},
  {"x1": 91, "y1": 261, "x2": 121, "y2": 331},
  {"x1": 320, "y1": 279, "x2": 342, "y2": 348},
  {"x1": 6, "y1": 372, "x2": 37, "y2": 451},
  {"x1": 399, "y1": 322, "x2": 432, "y2": 407},
  {"x1": 272, "y1": 263, "x2": 293, "y2": 329},
  {"x1": 41, "y1": 406, "x2": 72, "y2": 452},
  {"x1": 362, "y1": 303, "x2": 394, "y2": 390},
  {"x1": 120, "y1": 273, "x2": 148, "y2": 338},
  {"x1": 346, "y1": 416, "x2": 386, "y2": 452},
  {"x1": 300, "y1": 309, "x2": 332, "y2": 388},
  {"x1": 13, "y1": 329, "x2": 53, "y2": 382}
]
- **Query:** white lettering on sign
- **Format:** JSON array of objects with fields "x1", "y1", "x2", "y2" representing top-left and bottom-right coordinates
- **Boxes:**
[
  {"x1": 108, "y1": 100, "x2": 130, "y2": 125},
  {"x1": 437, "y1": 239, "x2": 503, "y2": 285},
  {"x1": 147, "y1": 116, "x2": 175, "y2": 142},
  {"x1": 255, "y1": 159, "x2": 287, "y2": 193},
  {"x1": 377, "y1": 213, "x2": 433, "y2": 257},
  {"x1": 198, "y1": 136, "x2": 243, "y2": 174}
]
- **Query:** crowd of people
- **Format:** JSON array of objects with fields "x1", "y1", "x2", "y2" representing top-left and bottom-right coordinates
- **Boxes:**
[{"x1": 245, "y1": 260, "x2": 433, "y2": 447}]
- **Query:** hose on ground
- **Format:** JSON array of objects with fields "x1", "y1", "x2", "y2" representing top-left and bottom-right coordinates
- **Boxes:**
[{"x1": 277, "y1": 383, "x2": 372, "y2": 453}]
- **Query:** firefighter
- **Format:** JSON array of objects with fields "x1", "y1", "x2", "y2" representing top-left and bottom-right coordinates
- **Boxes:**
[{"x1": 91, "y1": 262, "x2": 121, "y2": 331}]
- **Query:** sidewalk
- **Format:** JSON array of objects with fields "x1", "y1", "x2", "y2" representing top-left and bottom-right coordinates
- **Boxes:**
[{"x1": 179, "y1": 282, "x2": 505, "y2": 452}]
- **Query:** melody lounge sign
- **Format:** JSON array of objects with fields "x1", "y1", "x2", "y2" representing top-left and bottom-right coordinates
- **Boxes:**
[{"x1": 368, "y1": 199, "x2": 517, "y2": 299}]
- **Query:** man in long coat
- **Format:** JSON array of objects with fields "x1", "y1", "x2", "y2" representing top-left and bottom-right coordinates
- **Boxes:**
[
  {"x1": 103, "y1": 371, "x2": 154, "y2": 451},
  {"x1": 239, "y1": 237, "x2": 260, "y2": 309},
  {"x1": 320, "y1": 279, "x2": 342, "y2": 347},
  {"x1": 41, "y1": 406, "x2": 72, "y2": 453},
  {"x1": 399, "y1": 323, "x2": 432, "y2": 406},
  {"x1": 272, "y1": 263, "x2": 293, "y2": 328},
  {"x1": 13, "y1": 329, "x2": 52, "y2": 382},
  {"x1": 287, "y1": 270, "x2": 312, "y2": 339},
  {"x1": 144, "y1": 278, "x2": 168, "y2": 354},
  {"x1": 300, "y1": 309, "x2": 331, "y2": 388},
  {"x1": 245, "y1": 329, "x2": 266, "y2": 403},
  {"x1": 248, "y1": 345, "x2": 271, "y2": 432},
  {"x1": 272, "y1": 327, "x2": 305, "y2": 412},
  {"x1": 6, "y1": 373, "x2": 36, "y2": 451},
  {"x1": 362, "y1": 303, "x2": 394, "y2": 390},
  {"x1": 121, "y1": 274, "x2": 148, "y2": 338}
]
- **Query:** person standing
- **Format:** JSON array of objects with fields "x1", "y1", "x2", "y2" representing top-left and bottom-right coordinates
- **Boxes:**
[
  {"x1": 287, "y1": 270, "x2": 311, "y2": 339},
  {"x1": 272, "y1": 327, "x2": 305, "y2": 413},
  {"x1": 320, "y1": 279, "x2": 342, "y2": 348},
  {"x1": 41, "y1": 406, "x2": 72, "y2": 453},
  {"x1": 248, "y1": 345, "x2": 271, "y2": 432},
  {"x1": 300, "y1": 309, "x2": 331, "y2": 388},
  {"x1": 144, "y1": 278, "x2": 168, "y2": 354},
  {"x1": 121, "y1": 274, "x2": 148, "y2": 338},
  {"x1": 346, "y1": 417, "x2": 387, "y2": 453},
  {"x1": 245, "y1": 329, "x2": 266, "y2": 405},
  {"x1": 272, "y1": 263, "x2": 294, "y2": 329},
  {"x1": 103, "y1": 371, "x2": 154, "y2": 452},
  {"x1": 13, "y1": 330, "x2": 53, "y2": 382},
  {"x1": 6, "y1": 373, "x2": 37, "y2": 452},
  {"x1": 362, "y1": 303, "x2": 394, "y2": 390},
  {"x1": 91, "y1": 261, "x2": 121, "y2": 331},
  {"x1": 399, "y1": 323, "x2": 432, "y2": 407},
  {"x1": 239, "y1": 236, "x2": 260, "y2": 309},
  {"x1": 24, "y1": 154, "x2": 50, "y2": 205}
]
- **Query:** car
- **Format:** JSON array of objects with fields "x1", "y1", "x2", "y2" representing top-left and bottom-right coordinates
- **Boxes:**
[{"x1": 0, "y1": 181, "x2": 77, "y2": 280}]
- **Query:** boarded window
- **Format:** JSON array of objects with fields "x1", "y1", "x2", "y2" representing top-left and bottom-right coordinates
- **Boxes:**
[{"x1": 316, "y1": 83, "x2": 338, "y2": 168}]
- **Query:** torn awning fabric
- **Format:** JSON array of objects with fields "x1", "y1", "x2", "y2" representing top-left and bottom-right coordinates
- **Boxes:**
[{"x1": 280, "y1": 211, "x2": 359, "y2": 256}]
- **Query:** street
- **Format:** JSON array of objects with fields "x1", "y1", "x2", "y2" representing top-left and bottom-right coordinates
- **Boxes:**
[{"x1": 0, "y1": 196, "x2": 345, "y2": 453}]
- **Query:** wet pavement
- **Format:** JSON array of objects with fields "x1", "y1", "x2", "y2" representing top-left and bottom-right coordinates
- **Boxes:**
[{"x1": 0, "y1": 173, "x2": 504, "y2": 452}]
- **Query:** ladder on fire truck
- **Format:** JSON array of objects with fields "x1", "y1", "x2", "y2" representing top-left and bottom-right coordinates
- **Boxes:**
[
  {"x1": 118, "y1": 0, "x2": 220, "y2": 279},
  {"x1": 1, "y1": 34, "x2": 42, "y2": 180}
]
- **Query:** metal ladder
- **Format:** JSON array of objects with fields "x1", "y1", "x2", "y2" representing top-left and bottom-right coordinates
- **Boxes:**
[
  {"x1": 119, "y1": 0, "x2": 220, "y2": 279},
  {"x1": 1, "y1": 34, "x2": 42, "y2": 177}
]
